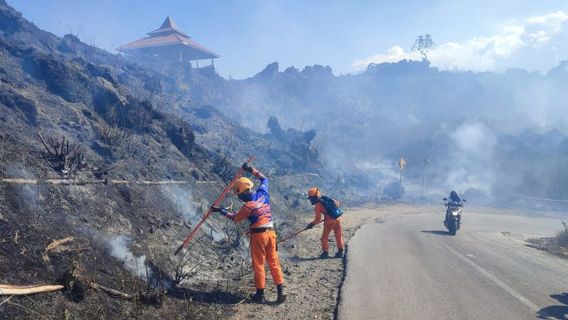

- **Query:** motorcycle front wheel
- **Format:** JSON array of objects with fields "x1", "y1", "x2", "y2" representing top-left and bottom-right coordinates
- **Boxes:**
[{"x1": 448, "y1": 219, "x2": 457, "y2": 236}]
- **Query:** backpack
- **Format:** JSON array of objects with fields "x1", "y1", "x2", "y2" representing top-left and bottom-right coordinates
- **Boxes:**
[{"x1": 320, "y1": 196, "x2": 343, "y2": 219}]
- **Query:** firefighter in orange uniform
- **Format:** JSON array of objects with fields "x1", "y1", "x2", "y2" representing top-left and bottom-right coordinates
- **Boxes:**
[
  {"x1": 306, "y1": 187, "x2": 344, "y2": 258},
  {"x1": 212, "y1": 162, "x2": 286, "y2": 304}
]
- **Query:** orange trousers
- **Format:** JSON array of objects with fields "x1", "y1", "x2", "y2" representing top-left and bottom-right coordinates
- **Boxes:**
[
  {"x1": 321, "y1": 219, "x2": 344, "y2": 252},
  {"x1": 250, "y1": 230, "x2": 284, "y2": 289}
]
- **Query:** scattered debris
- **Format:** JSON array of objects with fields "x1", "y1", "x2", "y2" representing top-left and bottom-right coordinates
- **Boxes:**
[
  {"x1": 88, "y1": 282, "x2": 133, "y2": 300},
  {"x1": 43, "y1": 236, "x2": 75, "y2": 262},
  {"x1": 527, "y1": 221, "x2": 568, "y2": 259},
  {"x1": 0, "y1": 284, "x2": 64, "y2": 295}
]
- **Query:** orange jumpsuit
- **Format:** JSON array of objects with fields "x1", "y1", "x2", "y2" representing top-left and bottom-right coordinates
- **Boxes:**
[
  {"x1": 312, "y1": 201, "x2": 344, "y2": 252},
  {"x1": 224, "y1": 170, "x2": 284, "y2": 289}
]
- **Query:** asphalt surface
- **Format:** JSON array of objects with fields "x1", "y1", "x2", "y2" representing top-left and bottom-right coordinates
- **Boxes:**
[{"x1": 338, "y1": 210, "x2": 568, "y2": 320}]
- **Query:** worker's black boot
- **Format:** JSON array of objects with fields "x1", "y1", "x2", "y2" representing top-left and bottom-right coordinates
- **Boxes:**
[
  {"x1": 250, "y1": 289, "x2": 265, "y2": 304},
  {"x1": 319, "y1": 251, "x2": 329, "y2": 259},
  {"x1": 334, "y1": 249, "x2": 343, "y2": 258},
  {"x1": 276, "y1": 284, "x2": 286, "y2": 304}
]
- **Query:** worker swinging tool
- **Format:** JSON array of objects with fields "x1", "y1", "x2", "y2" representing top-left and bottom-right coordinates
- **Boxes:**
[
  {"x1": 174, "y1": 156, "x2": 254, "y2": 256},
  {"x1": 211, "y1": 162, "x2": 286, "y2": 304}
]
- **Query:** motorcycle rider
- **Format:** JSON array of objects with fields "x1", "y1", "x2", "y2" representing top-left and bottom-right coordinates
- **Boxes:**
[{"x1": 444, "y1": 191, "x2": 463, "y2": 228}]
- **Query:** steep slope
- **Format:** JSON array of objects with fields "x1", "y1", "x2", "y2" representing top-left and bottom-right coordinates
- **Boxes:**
[{"x1": 0, "y1": 2, "x2": 316, "y2": 318}]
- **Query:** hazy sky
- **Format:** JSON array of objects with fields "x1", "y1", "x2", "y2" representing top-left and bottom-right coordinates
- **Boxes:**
[{"x1": 9, "y1": 0, "x2": 568, "y2": 78}]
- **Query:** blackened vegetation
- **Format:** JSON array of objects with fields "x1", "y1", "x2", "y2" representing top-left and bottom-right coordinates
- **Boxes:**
[
  {"x1": 212, "y1": 153, "x2": 236, "y2": 181},
  {"x1": 37, "y1": 132, "x2": 84, "y2": 176},
  {"x1": 0, "y1": 180, "x2": 242, "y2": 319},
  {"x1": 527, "y1": 221, "x2": 568, "y2": 259},
  {"x1": 193, "y1": 106, "x2": 213, "y2": 120},
  {"x1": 166, "y1": 120, "x2": 196, "y2": 157},
  {"x1": 22, "y1": 53, "x2": 92, "y2": 103},
  {"x1": 95, "y1": 122, "x2": 131, "y2": 148},
  {"x1": 112, "y1": 99, "x2": 155, "y2": 132},
  {"x1": 266, "y1": 116, "x2": 318, "y2": 174},
  {"x1": 154, "y1": 235, "x2": 207, "y2": 287},
  {"x1": 0, "y1": 2, "x2": 242, "y2": 319},
  {"x1": 558, "y1": 221, "x2": 568, "y2": 248},
  {"x1": 267, "y1": 115, "x2": 285, "y2": 138},
  {"x1": 217, "y1": 218, "x2": 251, "y2": 281},
  {"x1": 0, "y1": 86, "x2": 37, "y2": 124},
  {"x1": 0, "y1": 132, "x2": 17, "y2": 175}
]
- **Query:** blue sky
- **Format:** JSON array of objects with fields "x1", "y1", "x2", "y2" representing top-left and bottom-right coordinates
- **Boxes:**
[{"x1": 9, "y1": 0, "x2": 568, "y2": 78}]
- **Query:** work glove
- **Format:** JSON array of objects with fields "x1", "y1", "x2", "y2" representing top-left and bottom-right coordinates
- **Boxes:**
[
  {"x1": 242, "y1": 162, "x2": 254, "y2": 173},
  {"x1": 306, "y1": 223, "x2": 315, "y2": 230},
  {"x1": 211, "y1": 206, "x2": 228, "y2": 215}
]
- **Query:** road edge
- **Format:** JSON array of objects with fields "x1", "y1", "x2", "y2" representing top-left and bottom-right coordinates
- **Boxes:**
[
  {"x1": 332, "y1": 244, "x2": 348, "y2": 320},
  {"x1": 332, "y1": 220, "x2": 370, "y2": 320}
]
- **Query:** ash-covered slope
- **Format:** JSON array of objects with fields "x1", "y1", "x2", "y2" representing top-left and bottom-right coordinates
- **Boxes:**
[{"x1": 0, "y1": 2, "x2": 307, "y2": 318}]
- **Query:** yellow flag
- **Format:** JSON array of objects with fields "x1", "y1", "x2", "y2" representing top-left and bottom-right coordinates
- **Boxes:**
[{"x1": 398, "y1": 158, "x2": 406, "y2": 170}]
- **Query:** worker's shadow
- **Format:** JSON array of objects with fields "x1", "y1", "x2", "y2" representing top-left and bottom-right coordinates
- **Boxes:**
[
  {"x1": 421, "y1": 230, "x2": 452, "y2": 236},
  {"x1": 537, "y1": 293, "x2": 568, "y2": 319}
]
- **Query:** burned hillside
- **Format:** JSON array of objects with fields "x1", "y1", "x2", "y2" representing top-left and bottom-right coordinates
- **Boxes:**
[
  {"x1": 168, "y1": 57, "x2": 568, "y2": 204},
  {"x1": 0, "y1": 1, "x2": 321, "y2": 318}
]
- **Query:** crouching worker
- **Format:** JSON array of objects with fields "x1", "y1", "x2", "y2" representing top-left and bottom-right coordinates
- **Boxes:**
[
  {"x1": 211, "y1": 162, "x2": 286, "y2": 304},
  {"x1": 306, "y1": 187, "x2": 344, "y2": 258}
]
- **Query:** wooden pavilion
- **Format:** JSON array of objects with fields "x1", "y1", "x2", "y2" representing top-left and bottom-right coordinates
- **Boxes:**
[{"x1": 117, "y1": 16, "x2": 219, "y2": 68}]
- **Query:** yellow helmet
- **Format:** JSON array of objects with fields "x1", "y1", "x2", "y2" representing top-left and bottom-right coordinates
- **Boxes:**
[
  {"x1": 307, "y1": 187, "x2": 321, "y2": 199},
  {"x1": 233, "y1": 177, "x2": 253, "y2": 195}
]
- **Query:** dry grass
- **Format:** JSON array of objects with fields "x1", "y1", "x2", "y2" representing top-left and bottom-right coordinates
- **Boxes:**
[{"x1": 555, "y1": 221, "x2": 568, "y2": 248}]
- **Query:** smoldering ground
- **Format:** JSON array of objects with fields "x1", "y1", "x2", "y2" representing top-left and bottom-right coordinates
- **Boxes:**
[{"x1": 200, "y1": 60, "x2": 568, "y2": 204}]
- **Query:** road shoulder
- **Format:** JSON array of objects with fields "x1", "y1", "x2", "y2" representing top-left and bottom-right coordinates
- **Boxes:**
[{"x1": 230, "y1": 203, "x2": 423, "y2": 319}]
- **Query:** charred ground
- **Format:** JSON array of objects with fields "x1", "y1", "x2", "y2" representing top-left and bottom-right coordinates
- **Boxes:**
[{"x1": 0, "y1": 1, "x2": 330, "y2": 318}]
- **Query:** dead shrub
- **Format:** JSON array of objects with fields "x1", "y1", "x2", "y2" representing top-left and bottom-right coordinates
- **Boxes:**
[
  {"x1": 95, "y1": 122, "x2": 130, "y2": 147},
  {"x1": 37, "y1": 132, "x2": 84, "y2": 177}
]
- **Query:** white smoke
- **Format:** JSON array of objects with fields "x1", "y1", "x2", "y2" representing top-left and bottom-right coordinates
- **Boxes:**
[
  {"x1": 446, "y1": 122, "x2": 497, "y2": 194},
  {"x1": 5, "y1": 165, "x2": 41, "y2": 215},
  {"x1": 160, "y1": 185, "x2": 224, "y2": 241},
  {"x1": 160, "y1": 185, "x2": 199, "y2": 222},
  {"x1": 108, "y1": 235, "x2": 149, "y2": 280}
]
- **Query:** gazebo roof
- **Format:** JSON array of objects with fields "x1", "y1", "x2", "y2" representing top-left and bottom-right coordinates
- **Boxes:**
[
  {"x1": 117, "y1": 16, "x2": 220, "y2": 60},
  {"x1": 147, "y1": 16, "x2": 189, "y2": 37}
]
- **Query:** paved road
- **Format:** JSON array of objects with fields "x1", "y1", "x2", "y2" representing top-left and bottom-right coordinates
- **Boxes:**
[{"x1": 338, "y1": 210, "x2": 568, "y2": 320}]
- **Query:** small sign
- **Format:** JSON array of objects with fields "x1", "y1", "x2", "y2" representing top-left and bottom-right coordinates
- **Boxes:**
[{"x1": 398, "y1": 158, "x2": 406, "y2": 170}]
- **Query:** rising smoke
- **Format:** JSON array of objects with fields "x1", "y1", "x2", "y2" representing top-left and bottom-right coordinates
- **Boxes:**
[
  {"x1": 108, "y1": 235, "x2": 150, "y2": 280},
  {"x1": 160, "y1": 185, "x2": 224, "y2": 241},
  {"x1": 198, "y1": 59, "x2": 568, "y2": 203}
]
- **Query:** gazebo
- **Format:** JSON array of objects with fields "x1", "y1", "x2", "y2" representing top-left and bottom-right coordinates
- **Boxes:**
[{"x1": 117, "y1": 16, "x2": 219, "y2": 68}]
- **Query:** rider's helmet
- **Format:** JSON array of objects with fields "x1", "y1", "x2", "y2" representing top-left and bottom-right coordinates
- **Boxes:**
[{"x1": 449, "y1": 191, "x2": 461, "y2": 203}]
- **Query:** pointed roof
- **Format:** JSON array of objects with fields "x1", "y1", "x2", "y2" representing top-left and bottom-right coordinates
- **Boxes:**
[
  {"x1": 117, "y1": 16, "x2": 220, "y2": 60},
  {"x1": 160, "y1": 16, "x2": 176, "y2": 29},
  {"x1": 147, "y1": 16, "x2": 188, "y2": 38}
]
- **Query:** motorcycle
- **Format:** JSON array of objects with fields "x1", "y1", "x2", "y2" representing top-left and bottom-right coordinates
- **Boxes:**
[{"x1": 443, "y1": 198, "x2": 466, "y2": 235}]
